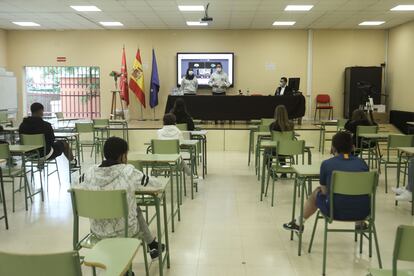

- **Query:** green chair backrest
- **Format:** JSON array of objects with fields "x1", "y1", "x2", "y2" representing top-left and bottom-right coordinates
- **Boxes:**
[
  {"x1": 75, "y1": 122, "x2": 94, "y2": 133},
  {"x1": 151, "y1": 139, "x2": 180, "y2": 154},
  {"x1": 20, "y1": 134, "x2": 46, "y2": 155},
  {"x1": 387, "y1": 135, "x2": 414, "y2": 161},
  {"x1": 272, "y1": 131, "x2": 294, "y2": 142},
  {"x1": 0, "y1": 250, "x2": 82, "y2": 276},
  {"x1": 260, "y1": 118, "x2": 273, "y2": 127},
  {"x1": 0, "y1": 143, "x2": 10, "y2": 160},
  {"x1": 55, "y1": 112, "x2": 64, "y2": 119},
  {"x1": 393, "y1": 225, "x2": 414, "y2": 273},
  {"x1": 128, "y1": 160, "x2": 144, "y2": 172},
  {"x1": 257, "y1": 125, "x2": 270, "y2": 132},
  {"x1": 69, "y1": 189, "x2": 128, "y2": 220},
  {"x1": 0, "y1": 111, "x2": 8, "y2": 123},
  {"x1": 276, "y1": 140, "x2": 305, "y2": 156},
  {"x1": 329, "y1": 171, "x2": 378, "y2": 223},
  {"x1": 356, "y1": 125, "x2": 378, "y2": 137},
  {"x1": 337, "y1": 119, "x2": 347, "y2": 130},
  {"x1": 176, "y1": 123, "x2": 188, "y2": 131},
  {"x1": 93, "y1": 119, "x2": 110, "y2": 127}
]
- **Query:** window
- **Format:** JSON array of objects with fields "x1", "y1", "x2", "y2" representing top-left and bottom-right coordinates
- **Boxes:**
[{"x1": 25, "y1": 66, "x2": 101, "y2": 118}]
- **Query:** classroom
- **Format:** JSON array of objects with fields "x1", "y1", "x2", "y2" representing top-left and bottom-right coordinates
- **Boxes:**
[{"x1": 0, "y1": 1, "x2": 414, "y2": 275}]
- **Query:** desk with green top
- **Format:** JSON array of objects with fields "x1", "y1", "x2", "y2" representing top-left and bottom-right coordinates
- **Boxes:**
[
  {"x1": 180, "y1": 139, "x2": 199, "y2": 200},
  {"x1": 190, "y1": 130, "x2": 208, "y2": 179},
  {"x1": 314, "y1": 120, "x2": 338, "y2": 154},
  {"x1": 135, "y1": 178, "x2": 171, "y2": 276},
  {"x1": 128, "y1": 153, "x2": 181, "y2": 232},
  {"x1": 9, "y1": 145, "x2": 43, "y2": 211},
  {"x1": 291, "y1": 163, "x2": 321, "y2": 256}
]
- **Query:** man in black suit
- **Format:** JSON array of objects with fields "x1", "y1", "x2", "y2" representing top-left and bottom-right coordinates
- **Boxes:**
[{"x1": 274, "y1": 77, "x2": 293, "y2": 96}]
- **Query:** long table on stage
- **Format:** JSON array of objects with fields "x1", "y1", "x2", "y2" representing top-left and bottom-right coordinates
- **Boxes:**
[{"x1": 165, "y1": 95, "x2": 306, "y2": 120}]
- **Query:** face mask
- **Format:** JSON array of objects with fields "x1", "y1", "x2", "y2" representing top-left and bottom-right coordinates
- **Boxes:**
[
  {"x1": 188, "y1": 71, "x2": 194, "y2": 76},
  {"x1": 217, "y1": 67, "x2": 222, "y2": 72}
]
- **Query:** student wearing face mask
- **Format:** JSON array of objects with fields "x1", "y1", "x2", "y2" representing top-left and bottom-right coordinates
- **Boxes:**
[
  {"x1": 208, "y1": 63, "x2": 230, "y2": 95},
  {"x1": 275, "y1": 77, "x2": 293, "y2": 96},
  {"x1": 181, "y1": 68, "x2": 198, "y2": 95}
]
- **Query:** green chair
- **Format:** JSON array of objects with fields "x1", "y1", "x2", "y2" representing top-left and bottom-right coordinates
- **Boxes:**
[
  {"x1": 367, "y1": 225, "x2": 414, "y2": 276},
  {"x1": 0, "y1": 111, "x2": 10, "y2": 125},
  {"x1": 93, "y1": 119, "x2": 110, "y2": 159},
  {"x1": 0, "y1": 143, "x2": 36, "y2": 212},
  {"x1": 151, "y1": 139, "x2": 191, "y2": 200},
  {"x1": 356, "y1": 125, "x2": 379, "y2": 168},
  {"x1": 55, "y1": 112, "x2": 64, "y2": 120},
  {"x1": 20, "y1": 134, "x2": 61, "y2": 188},
  {"x1": 271, "y1": 130, "x2": 295, "y2": 141},
  {"x1": 380, "y1": 135, "x2": 414, "y2": 193},
  {"x1": 255, "y1": 124, "x2": 272, "y2": 178},
  {"x1": 260, "y1": 118, "x2": 274, "y2": 127},
  {"x1": 0, "y1": 250, "x2": 82, "y2": 276},
  {"x1": 0, "y1": 167, "x2": 8, "y2": 229},
  {"x1": 308, "y1": 171, "x2": 382, "y2": 276},
  {"x1": 69, "y1": 188, "x2": 149, "y2": 276},
  {"x1": 176, "y1": 123, "x2": 188, "y2": 131},
  {"x1": 75, "y1": 123, "x2": 99, "y2": 162},
  {"x1": 265, "y1": 139, "x2": 305, "y2": 206},
  {"x1": 337, "y1": 119, "x2": 347, "y2": 131}
]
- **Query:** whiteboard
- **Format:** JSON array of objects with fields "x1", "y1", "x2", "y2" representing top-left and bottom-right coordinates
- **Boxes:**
[{"x1": 0, "y1": 75, "x2": 17, "y2": 111}]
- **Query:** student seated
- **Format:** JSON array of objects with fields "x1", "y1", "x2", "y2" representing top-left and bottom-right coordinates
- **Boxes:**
[
  {"x1": 170, "y1": 98, "x2": 195, "y2": 131},
  {"x1": 77, "y1": 136, "x2": 165, "y2": 259},
  {"x1": 283, "y1": 131, "x2": 370, "y2": 232},
  {"x1": 19, "y1": 102, "x2": 73, "y2": 162},
  {"x1": 157, "y1": 113, "x2": 184, "y2": 141},
  {"x1": 268, "y1": 105, "x2": 294, "y2": 178},
  {"x1": 392, "y1": 157, "x2": 414, "y2": 201},
  {"x1": 344, "y1": 109, "x2": 376, "y2": 150}
]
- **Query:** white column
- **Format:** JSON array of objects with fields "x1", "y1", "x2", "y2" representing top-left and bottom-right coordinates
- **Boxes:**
[{"x1": 306, "y1": 29, "x2": 313, "y2": 120}]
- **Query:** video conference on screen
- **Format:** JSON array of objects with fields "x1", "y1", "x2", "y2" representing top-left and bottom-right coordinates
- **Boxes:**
[{"x1": 177, "y1": 53, "x2": 234, "y2": 87}]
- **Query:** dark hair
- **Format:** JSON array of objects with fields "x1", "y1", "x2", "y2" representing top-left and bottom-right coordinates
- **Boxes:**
[
  {"x1": 30, "y1": 102, "x2": 44, "y2": 114},
  {"x1": 172, "y1": 98, "x2": 188, "y2": 115},
  {"x1": 280, "y1": 77, "x2": 287, "y2": 83},
  {"x1": 103, "y1": 136, "x2": 129, "y2": 161},
  {"x1": 163, "y1": 113, "x2": 176, "y2": 126},
  {"x1": 216, "y1": 63, "x2": 222, "y2": 68},
  {"x1": 332, "y1": 131, "x2": 353, "y2": 154},
  {"x1": 185, "y1": 68, "x2": 195, "y2": 80}
]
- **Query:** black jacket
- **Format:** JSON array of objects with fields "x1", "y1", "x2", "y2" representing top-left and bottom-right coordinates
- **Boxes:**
[
  {"x1": 170, "y1": 110, "x2": 195, "y2": 131},
  {"x1": 19, "y1": 116, "x2": 55, "y2": 154},
  {"x1": 274, "y1": 86, "x2": 293, "y2": 96}
]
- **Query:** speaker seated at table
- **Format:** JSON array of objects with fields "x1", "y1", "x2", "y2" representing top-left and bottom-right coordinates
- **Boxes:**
[{"x1": 274, "y1": 77, "x2": 293, "y2": 96}]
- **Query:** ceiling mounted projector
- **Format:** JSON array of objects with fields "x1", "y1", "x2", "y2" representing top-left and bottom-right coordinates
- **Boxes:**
[{"x1": 201, "y1": 3, "x2": 213, "y2": 22}]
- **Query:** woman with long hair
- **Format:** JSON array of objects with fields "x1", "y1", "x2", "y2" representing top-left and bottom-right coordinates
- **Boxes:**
[
  {"x1": 180, "y1": 67, "x2": 198, "y2": 95},
  {"x1": 170, "y1": 98, "x2": 195, "y2": 130},
  {"x1": 345, "y1": 109, "x2": 376, "y2": 147},
  {"x1": 269, "y1": 105, "x2": 294, "y2": 132}
]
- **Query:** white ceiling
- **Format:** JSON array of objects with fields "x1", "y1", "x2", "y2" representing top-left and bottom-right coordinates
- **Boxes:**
[{"x1": 0, "y1": 0, "x2": 413, "y2": 30}]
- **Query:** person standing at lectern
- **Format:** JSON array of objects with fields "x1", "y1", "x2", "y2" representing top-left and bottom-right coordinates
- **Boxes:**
[
  {"x1": 275, "y1": 77, "x2": 293, "y2": 96},
  {"x1": 181, "y1": 68, "x2": 198, "y2": 95},
  {"x1": 208, "y1": 63, "x2": 230, "y2": 96}
]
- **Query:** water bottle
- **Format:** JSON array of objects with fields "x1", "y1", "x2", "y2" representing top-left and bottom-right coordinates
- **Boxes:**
[{"x1": 247, "y1": 88, "x2": 250, "y2": 96}]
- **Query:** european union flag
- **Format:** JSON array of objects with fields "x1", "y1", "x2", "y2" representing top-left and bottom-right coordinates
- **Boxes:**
[{"x1": 150, "y1": 49, "x2": 160, "y2": 108}]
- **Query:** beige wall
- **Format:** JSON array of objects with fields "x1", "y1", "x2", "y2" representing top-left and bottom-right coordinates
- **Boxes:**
[
  {"x1": 388, "y1": 21, "x2": 414, "y2": 112},
  {"x1": 4, "y1": 29, "x2": 387, "y2": 120},
  {"x1": 312, "y1": 30, "x2": 386, "y2": 118},
  {"x1": 0, "y1": 29, "x2": 7, "y2": 68},
  {"x1": 6, "y1": 29, "x2": 308, "y2": 120}
]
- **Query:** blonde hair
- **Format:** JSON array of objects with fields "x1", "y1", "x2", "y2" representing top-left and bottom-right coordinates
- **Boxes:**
[{"x1": 273, "y1": 105, "x2": 294, "y2": 131}]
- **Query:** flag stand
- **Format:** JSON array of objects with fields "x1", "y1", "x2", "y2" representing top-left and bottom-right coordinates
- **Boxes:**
[
  {"x1": 139, "y1": 105, "x2": 146, "y2": 121},
  {"x1": 110, "y1": 90, "x2": 125, "y2": 120}
]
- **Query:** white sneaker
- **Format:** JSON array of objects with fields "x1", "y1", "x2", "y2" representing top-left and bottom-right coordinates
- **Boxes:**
[
  {"x1": 395, "y1": 190, "x2": 413, "y2": 202},
  {"x1": 392, "y1": 187, "x2": 406, "y2": 195}
]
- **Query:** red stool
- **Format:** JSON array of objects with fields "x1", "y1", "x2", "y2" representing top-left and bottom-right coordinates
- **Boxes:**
[{"x1": 314, "y1": 94, "x2": 333, "y2": 120}]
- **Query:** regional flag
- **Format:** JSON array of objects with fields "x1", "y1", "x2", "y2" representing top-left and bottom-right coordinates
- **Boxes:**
[
  {"x1": 119, "y1": 47, "x2": 129, "y2": 105},
  {"x1": 129, "y1": 49, "x2": 146, "y2": 108},
  {"x1": 150, "y1": 49, "x2": 160, "y2": 108}
]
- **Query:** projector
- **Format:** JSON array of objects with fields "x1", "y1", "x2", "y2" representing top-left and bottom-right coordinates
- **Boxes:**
[{"x1": 201, "y1": 16, "x2": 213, "y2": 22}]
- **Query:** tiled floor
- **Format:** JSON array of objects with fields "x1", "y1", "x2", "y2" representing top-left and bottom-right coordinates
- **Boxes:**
[{"x1": 0, "y1": 149, "x2": 413, "y2": 276}]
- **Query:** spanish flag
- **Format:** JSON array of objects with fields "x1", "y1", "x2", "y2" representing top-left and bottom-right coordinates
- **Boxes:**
[{"x1": 129, "y1": 49, "x2": 146, "y2": 108}]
